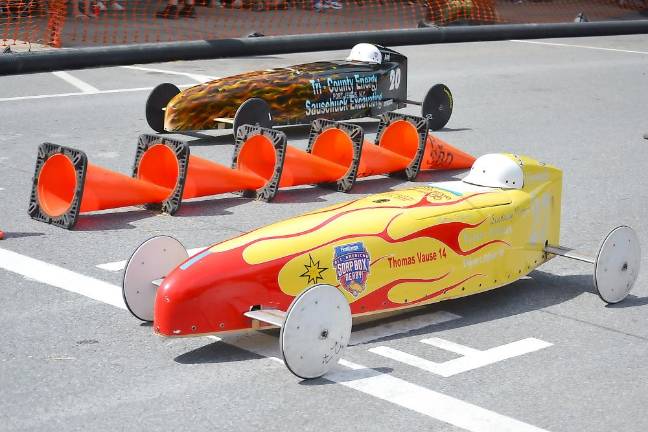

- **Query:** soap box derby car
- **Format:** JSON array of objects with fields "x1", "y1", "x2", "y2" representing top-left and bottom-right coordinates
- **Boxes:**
[
  {"x1": 123, "y1": 153, "x2": 640, "y2": 379},
  {"x1": 145, "y1": 43, "x2": 453, "y2": 134}
]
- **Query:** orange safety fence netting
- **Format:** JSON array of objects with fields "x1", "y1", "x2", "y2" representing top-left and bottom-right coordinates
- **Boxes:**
[{"x1": 1, "y1": 0, "x2": 647, "y2": 49}]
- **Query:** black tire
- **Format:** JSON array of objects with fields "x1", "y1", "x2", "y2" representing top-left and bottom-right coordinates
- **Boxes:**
[
  {"x1": 146, "y1": 83, "x2": 180, "y2": 133},
  {"x1": 422, "y1": 83, "x2": 453, "y2": 131},
  {"x1": 233, "y1": 98, "x2": 273, "y2": 136}
]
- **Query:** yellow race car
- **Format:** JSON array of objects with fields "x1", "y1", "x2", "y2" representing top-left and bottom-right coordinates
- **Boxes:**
[{"x1": 123, "y1": 153, "x2": 641, "y2": 379}]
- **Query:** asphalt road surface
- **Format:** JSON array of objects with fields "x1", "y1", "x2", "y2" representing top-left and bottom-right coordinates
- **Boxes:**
[{"x1": 1, "y1": 34, "x2": 647, "y2": 432}]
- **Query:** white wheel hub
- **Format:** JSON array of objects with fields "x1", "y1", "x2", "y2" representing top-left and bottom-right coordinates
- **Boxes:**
[
  {"x1": 280, "y1": 284, "x2": 351, "y2": 379},
  {"x1": 594, "y1": 226, "x2": 641, "y2": 304}
]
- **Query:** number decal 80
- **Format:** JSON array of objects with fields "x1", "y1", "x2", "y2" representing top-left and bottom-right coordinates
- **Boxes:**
[{"x1": 389, "y1": 68, "x2": 401, "y2": 91}]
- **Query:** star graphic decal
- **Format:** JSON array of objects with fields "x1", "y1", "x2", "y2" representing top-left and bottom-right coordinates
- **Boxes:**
[{"x1": 299, "y1": 254, "x2": 328, "y2": 285}]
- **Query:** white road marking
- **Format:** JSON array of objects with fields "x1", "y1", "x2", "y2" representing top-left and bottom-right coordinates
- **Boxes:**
[
  {"x1": 0, "y1": 248, "x2": 549, "y2": 431},
  {"x1": 97, "y1": 246, "x2": 206, "y2": 271},
  {"x1": 210, "y1": 332, "x2": 549, "y2": 432},
  {"x1": 370, "y1": 337, "x2": 552, "y2": 377},
  {"x1": 0, "y1": 84, "x2": 194, "y2": 103},
  {"x1": 0, "y1": 248, "x2": 125, "y2": 310},
  {"x1": 51, "y1": 71, "x2": 100, "y2": 93},
  {"x1": 121, "y1": 65, "x2": 217, "y2": 83},
  {"x1": 350, "y1": 311, "x2": 461, "y2": 345},
  {"x1": 330, "y1": 359, "x2": 549, "y2": 432},
  {"x1": 510, "y1": 39, "x2": 648, "y2": 55},
  {"x1": 422, "y1": 336, "x2": 481, "y2": 356}
]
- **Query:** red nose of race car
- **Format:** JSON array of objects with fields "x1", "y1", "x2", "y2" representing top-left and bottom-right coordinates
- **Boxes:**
[
  {"x1": 152, "y1": 246, "x2": 284, "y2": 337},
  {"x1": 154, "y1": 275, "x2": 209, "y2": 337},
  {"x1": 153, "y1": 248, "x2": 224, "y2": 337}
]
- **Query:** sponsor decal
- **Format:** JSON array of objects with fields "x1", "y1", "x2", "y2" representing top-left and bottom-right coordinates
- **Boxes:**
[
  {"x1": 304, "y1": 93, "x2": 384, "y2": 116},
  {"x1": 463, "y1": 249, "x2": 504, "y2": 268},
  {"x1": 427, "y1": 189, "x2": 453, "y2": 201},
  {"x1": 305, "y1": 73, "x2": 383, "y2": 116},
  {"x1": 309, "y1": 74, "x2": 379, "y2": 95},
  {"x1": 461, "y1": 225, "x2": 511, "y2": 245},
  {"x1": 299, "y1": 254, "x2": 328, "y2": 285},
  {"x1": 387, "y1": 247, "x2": 448, "y2": 269},
  {"x1": 333, "y1": 242, "x2": 371, "y2": 297},
  {"x1": 490, "y1": 213, "x2": 513, "y2": 225}
]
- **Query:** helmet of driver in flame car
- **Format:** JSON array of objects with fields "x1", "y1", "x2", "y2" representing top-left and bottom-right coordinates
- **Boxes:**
[
  {"x1": 463, "y1": 154, "x2": 524, "y2": 189},
  {"x1": 346, "y1": 43, "x2": 382, "y2": 64}
]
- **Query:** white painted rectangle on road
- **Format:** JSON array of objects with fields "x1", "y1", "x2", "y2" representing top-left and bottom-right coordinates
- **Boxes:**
[
  {"x1": 0, "y1": 84, "x2": 195, "y2": 103},
  {"x1": 52, "y1": 71, "x2": 100, "y2": 93},
  {"x1": 0, "y1": 247, "x2": 125, "y2": 309},
  {"x1": 371, "y1": 337, "x2": 552, "y2": 377},
  {"x1": 213, "y1": 334, "x2": 550, "y2": 432},
  {"x1": 509, "y1": 39, "x2": 648, "y2": 55},
  {"x1": 332, "y1": 359, "x2": 549, "y2": 432},
  {"x1": 121, "y1": 65, "x2": 217, "y2": 83}
]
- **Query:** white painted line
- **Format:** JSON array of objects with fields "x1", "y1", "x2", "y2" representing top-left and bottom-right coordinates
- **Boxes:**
[
  {"x1": 350, "y1": 311, "x2": 461, "y2": 345},
  {"x1": 0, "y1": 84, "x2": 194, "y2": 103},
  {"x1": 52, "y1": 71, "x2": 100, "y2": 93},
  {"x1": 370, "y1": 337, "x2": 552, "y2": 378},
  {"x1": 122, "y1": 65, "x2": 217, "y2": 83},
  {"x1": 421, "y1": 336, "x2": 481, "y2": 356},
  {"x1": 330, "y1": 359, "x2": 549, "y2": 432},
  {"x1": 97, "y1": 246, "x2": 207, "y2": 272},
  {"x1": 211, "y1": 334, "x2": 549, "y2": 431},
  {"x1": 0, "y1": 247, "x2": 126, "y2": 309},
  {"x1": 510, "y1": 39, "x2": 648, "y2": 55}
]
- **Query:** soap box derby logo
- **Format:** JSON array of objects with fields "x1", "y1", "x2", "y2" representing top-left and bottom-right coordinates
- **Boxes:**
[{"x1": 333, "y1": 242, "x2": 371, "y2": 297}]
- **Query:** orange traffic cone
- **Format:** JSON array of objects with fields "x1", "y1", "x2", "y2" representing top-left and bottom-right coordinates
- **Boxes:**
[
  {"x1": 276, "y1": 120, "x2": 363, "y2": 192},
  {"x1": 133, "y1": 127, "x2": 285, "y2": 210},
  {"x1": 29, "y1": 143, "x2": 174, "y2": 229},
  {"x1": 234, "y1": 125, "x2": 287, "y2": 200},
  {"x1": 420, "y1": 134, "x2": 476, "y2": 170},
  {"x1": 357, "y1": 113, "x2": 429, "y2": 181}
]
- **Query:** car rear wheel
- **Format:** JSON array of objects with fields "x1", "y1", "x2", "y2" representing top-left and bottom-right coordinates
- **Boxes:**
[
  {"x1": 422, "y1": 83, "x2": 453, "y2": 131},
  {"x1": 233, "y1": 98, "x2": 273, "y2": 137},
  {"x1": 146, "y1": 83, "x2": 180, "y2": 133}
]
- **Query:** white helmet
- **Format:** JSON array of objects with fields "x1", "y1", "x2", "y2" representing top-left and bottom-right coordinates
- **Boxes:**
[
  {"x1": 346, "y1": 43, "x2": 382, "y2": 64},
  {"x1": 463, "y1": 154, "x2": 524, "y2": 189}
]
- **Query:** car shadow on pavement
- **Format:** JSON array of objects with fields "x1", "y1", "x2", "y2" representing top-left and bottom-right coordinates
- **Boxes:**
[
  {"x1": 345, "y1": 270, "x2": 600, "y2": 347},
  {"x1": 605, "y1": 294, "x2": 648, "y2": 309},
  {"x1": 173, "y1": 269, "x2": 608, "y2": 368},
  {"x1": 179, "y1": 132, "x2": 236, "y2": 147},
  {"x1": 171, "y1": 121, "x2": 472, "y2": 149},
  {"x1": 175, "y1": 341, "x2": 266, "y2": 364},
  {"x1": 298, "y1": 367, "x2": 395, "y2": 386}
]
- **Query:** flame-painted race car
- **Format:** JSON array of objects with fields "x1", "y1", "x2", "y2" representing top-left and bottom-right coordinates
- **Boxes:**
[
  {"x1": 123, "y1": 153, "x2": 640, "y2": 379},
  {"x1": 145, "y1": 43, "x2": 453, "y2": 135}
]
